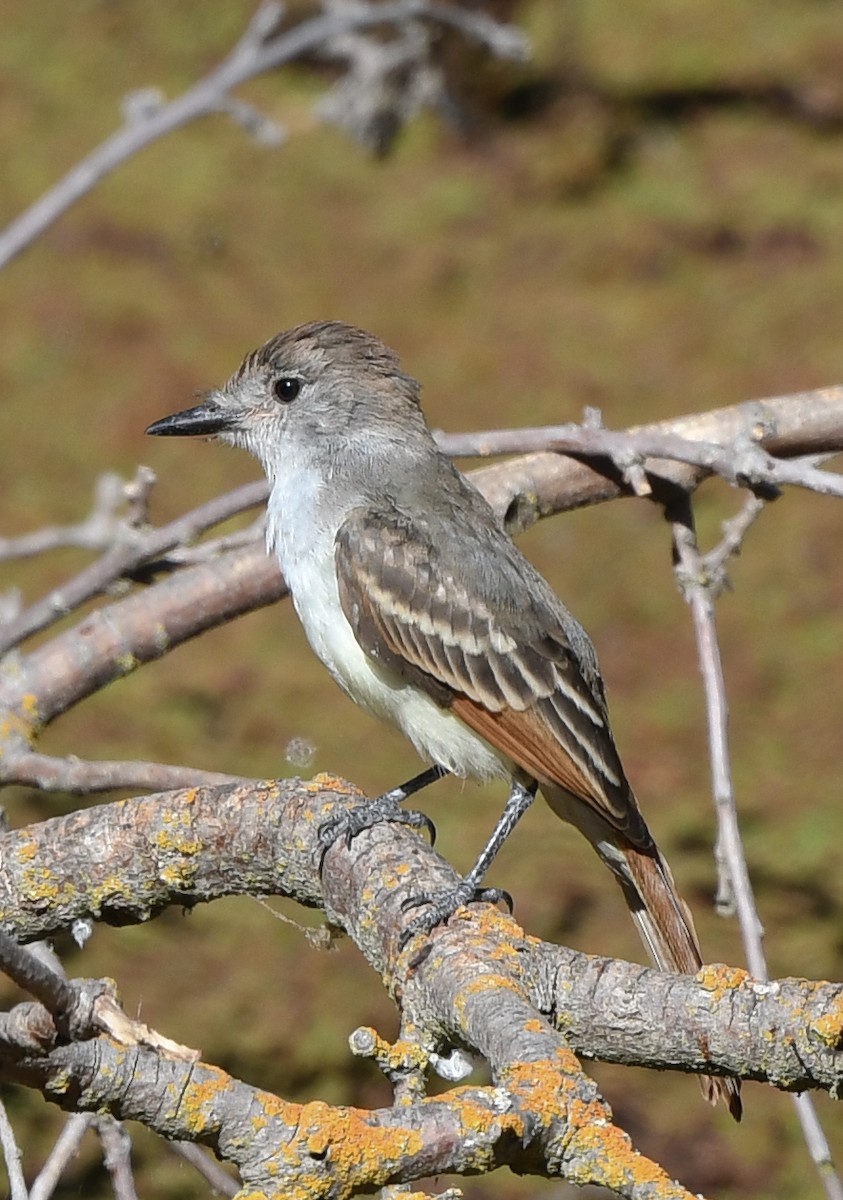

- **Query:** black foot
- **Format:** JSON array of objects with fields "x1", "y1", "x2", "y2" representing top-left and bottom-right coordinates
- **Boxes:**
[
  {"x1": 398, "y1": 881, "x2": 514, "y2": 949},
  {"x1": 318, "y1": 792, "x2": 435, "y2": 871}
]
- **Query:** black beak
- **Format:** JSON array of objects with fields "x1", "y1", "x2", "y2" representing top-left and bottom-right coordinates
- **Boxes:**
[{"x1": 146, "y1": 399, "x2": 232, "y2": 437}]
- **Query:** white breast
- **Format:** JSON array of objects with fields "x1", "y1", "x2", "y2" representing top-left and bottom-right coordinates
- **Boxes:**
[{"x1": 266, "y1": 471, "x2": 509, "y2": 781}]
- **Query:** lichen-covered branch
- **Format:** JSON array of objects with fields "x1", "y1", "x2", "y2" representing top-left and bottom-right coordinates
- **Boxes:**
[
  {"x1": 3, "y1": 1033, "x2": 697, "y2": 1200},
  {"x1": 0, "y1": 779, "x2": 838, "y2": 1098}
]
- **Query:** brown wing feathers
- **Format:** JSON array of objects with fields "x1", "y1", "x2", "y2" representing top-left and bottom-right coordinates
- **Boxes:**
[
  {"x1": 335, "y1": 507, "x2": 640, "y2": 840},
  {"x1": 335, "y1": 505, "x2": 742, "y2": 1120}
]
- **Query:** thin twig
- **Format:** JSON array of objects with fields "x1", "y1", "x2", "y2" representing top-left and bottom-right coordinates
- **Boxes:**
[
  {"x1": 438, "y1": 419, "x2": 843, "y2": 497},
  {"x1": 96, "y1": 1118, "x2": 139, "y2": 1200},
  {"x1": 169, "y1": 1142, "x2": 239, "y2": 1197},
  {"x1": 0, "y1": 472, "x2": 131, "y2": 560},
  {"x1": 161, "y1": 515, "x2": 266, "y2": 564},
  {"x1": 0, "y1": 1098, "x2": 28, "y2": 1200},
  {"x1": 701, "y1": 495, "x2": 767, "y2": 587},
  {"x1": 6, "y1": 752, "x2": 248, "y2": 794},
  {"x1": 0, "y1": 479, "x2": 267, "y2": 656},
  {"x1": 0, "y1": 1, "x2": 527, "y2": 270},
  {"x1": 670, "y1": 496, "x2": 843, "y2": 1200},
  {"x1": 791, "y1": 1096, "x2": 843, "y2": 1200},
  {"x1": 0, "y1": 930, "x2": 76, "y2": 1021},
  {"x1": 29, "y1": 1115, "x2": 94, "y2": 1200}
]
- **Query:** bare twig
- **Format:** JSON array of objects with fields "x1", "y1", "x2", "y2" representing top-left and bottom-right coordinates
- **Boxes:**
[
  {"x1": 5, "y1": 752, "x2": 247, "y2": 794},
  {"x1": 169, "y1": 1142, "x2": 239, "y2": 1197},
  {"x1": 96, "y1": 1118, "x2": 139, "y2": 1200},
  {"x1": 0, "y1": 1097, "x2": 28, "y2": 1200},
  {"x1": 0, "y1": 930, "x2": 76, "y2": 1022},
  {"x1": 700, "y1": 494, "x2": 767, "y2": 591},
  {"x1": 439, "y1": 412, "x2": 843, "y2": 498},
  {"x1": 0, "y1": 1, "x2": 527, "y2": 270},
  {"x1": 0, "y1": 479, "x2": 267, "y2": 656},
  {"x1": 792, "y1": 1097, "x2": 843, "y2": 1200},
  {"x1": 0, "y1": 545, "x2": 285, "y2": 741},
  {"x1": 0, "y1": 473, "x2": 133, "y2": 561},
  {"x1": 28, "y1": 1115, "x2": 93, "y2": 1200},
  {"x1": 670, "y1": 497, "x2": 843, "y2": 1200},
  {"x1": 161, "y1": 514, "x2": 266, "y2": 565}
]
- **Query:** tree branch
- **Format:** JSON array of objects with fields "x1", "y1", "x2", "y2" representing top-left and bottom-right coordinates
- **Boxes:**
[
  {"x1": 669, "y1": 494, "x2": 843, "y2": 1198},
  {"x1": 3, "y1": 1034, "x2": 699, "y2": 1199},
  {"x1": 0, "y1": 1, "x2": 527, "y2": 271},
  {"x1": 0, "y1": 779, "x2": 837, "y2": 1097},
  {"x1": 3, "y1": 384, "x2": 842, "y2": 798},
  {"x1": 0, "y1": 479, "x2": 268, "y2": 656},
  {"x1": 4, "y1": 752, "x2": 246, "y2": 794}
]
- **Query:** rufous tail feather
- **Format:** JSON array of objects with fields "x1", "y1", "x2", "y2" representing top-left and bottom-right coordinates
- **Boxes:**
[{"x1": 619, "y1": 842, "x2": 742, "y2": 1121}]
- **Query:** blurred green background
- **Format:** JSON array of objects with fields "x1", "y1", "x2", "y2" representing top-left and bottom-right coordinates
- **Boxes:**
[{"x1": 1, "y1": 1, "x2": 842, "y2": 1196}]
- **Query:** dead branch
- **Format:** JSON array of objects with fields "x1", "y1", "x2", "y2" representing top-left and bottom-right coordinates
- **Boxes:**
[
  {"x1": 5, "y1": 752, "x2": 245, "y2": 794},
  {"x1": 3, "y1": 385, "x2": 842, "y2": 801},
  {"x1": 0, "y1": 779, "x2": 837, "y2": 1099},
  {"x1": 0, "y1": 479, "x2": 268, "y2": 656},
  {"x1": 0, "y1": 778, "x2": 838, "y2": 1196},
  {"x1": 1, "y1": 387, "x2": 842, "y2": 1192},
  {"x1": 0, "y1": 1, "x2": 528, "y2": 271}
]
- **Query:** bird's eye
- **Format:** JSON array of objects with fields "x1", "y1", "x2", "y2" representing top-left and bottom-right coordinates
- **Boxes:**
[{"x1": 273, "y1": 377, "x2": 301, "y2": 403}]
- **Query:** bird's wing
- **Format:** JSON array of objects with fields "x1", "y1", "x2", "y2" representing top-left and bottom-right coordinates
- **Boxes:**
[{"x1": 335, "y1": 504, "x2": 649, "y2": 847}]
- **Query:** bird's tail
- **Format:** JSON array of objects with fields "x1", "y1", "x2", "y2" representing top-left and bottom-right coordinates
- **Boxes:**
[
  {"x1": 619, "y1": 840, "x2": 742, "y2": 1120},
  {"x1": 542, "y1": 785, "x2": 742, "y2": 1121}
]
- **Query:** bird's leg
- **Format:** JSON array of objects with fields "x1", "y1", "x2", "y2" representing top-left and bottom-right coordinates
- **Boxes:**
[
  {"x1": 400, "y1": 780, "x2": 538, "y2": 947},
  {"x1": 378, "y1": 764, "x2": 449, "y2": 807},
  {"x1": 318, "y1": 765, "x2": 448, "y2": 868}
]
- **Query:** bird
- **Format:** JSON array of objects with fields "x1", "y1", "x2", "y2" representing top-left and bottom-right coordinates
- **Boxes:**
[{"x1": 146, "y1": 319, "x2": 742, "y2": 1119}]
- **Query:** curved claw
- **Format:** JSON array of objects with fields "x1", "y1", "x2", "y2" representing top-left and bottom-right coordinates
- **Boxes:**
[
  {"x1": 473, "y1": 886, "x2": 513, "y2": 913},
  {"x1": 317, "y1": 801, "x2": 435, "y2": 874},
  {"x1": 397, "y1": 882, "x2": 515, "y2": 950}
]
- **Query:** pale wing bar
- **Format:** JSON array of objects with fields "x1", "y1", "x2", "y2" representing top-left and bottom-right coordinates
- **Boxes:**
[{"x1": 335, "y1": 507, "x2": 643, "y2": 842}]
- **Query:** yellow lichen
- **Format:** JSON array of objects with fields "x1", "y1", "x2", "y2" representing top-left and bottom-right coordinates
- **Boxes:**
[
  {"x1": 91, "y1": 876, "x2": 129, "y2": 906},
  {"x1": 811, "y1": 1006, "x2": 843, "y2": 1047},
  {"x1": 306, "y1": 773, "x2": 357, "y2": 795},
  {"x1": 697, "y1": 963, "x2": 750, "y2": 1003}
]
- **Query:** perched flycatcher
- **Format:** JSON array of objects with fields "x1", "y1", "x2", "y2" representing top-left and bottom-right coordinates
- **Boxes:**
[{"x1": 147, "y1": 320, "x2": 741, "y2": 1119}]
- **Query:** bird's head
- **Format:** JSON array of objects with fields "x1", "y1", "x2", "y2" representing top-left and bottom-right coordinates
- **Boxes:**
[{"x1": 146, "y1": 321, "x2": 430, "y2": 475}]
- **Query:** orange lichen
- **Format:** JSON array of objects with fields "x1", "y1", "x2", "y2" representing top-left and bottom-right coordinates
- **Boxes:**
[
  {"x1": 19, "y1": 863, "x2": 68, "y2": 905},
  {"x1": 697, "y1": 964, "x2": 750, "y2": 1003},
  {"x1": 454, "y1": 973, "x2": 521, "y2": 1020},
  {"x1": 175, "y1": 1065, "x2": 232, "y2": 1133},
  {"x1": 810, "y1": 999, "x2": 843, "y2": 1047},
  {"x1": 568, "y1": 1114, "x2": 674, "y2": 1189},
  {"x1": 15, "y1": 835, "x2": 37, "y2": 861},
  {"x1": 152, "y1": 810, "x2": 202, "y2": 857},
  {"x1": 448, "y1": 1088, "x2": 525, "y2": 1145},
  {"x1": 503, "y1": 1055, "x2": 685, "y2": 1194},
  {"x1": 290, "y1": 1098, "x2": 424, "y2": 1186},
  {"x1": 252, "y1": 1090, "x2": 304, "y2": 1125},
  {"x1": 305, "y1": 773, "x2": 357, "y2": 795},
  {"x1": 0, "y1": 709, "x2": 36, "y2": 745}
]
